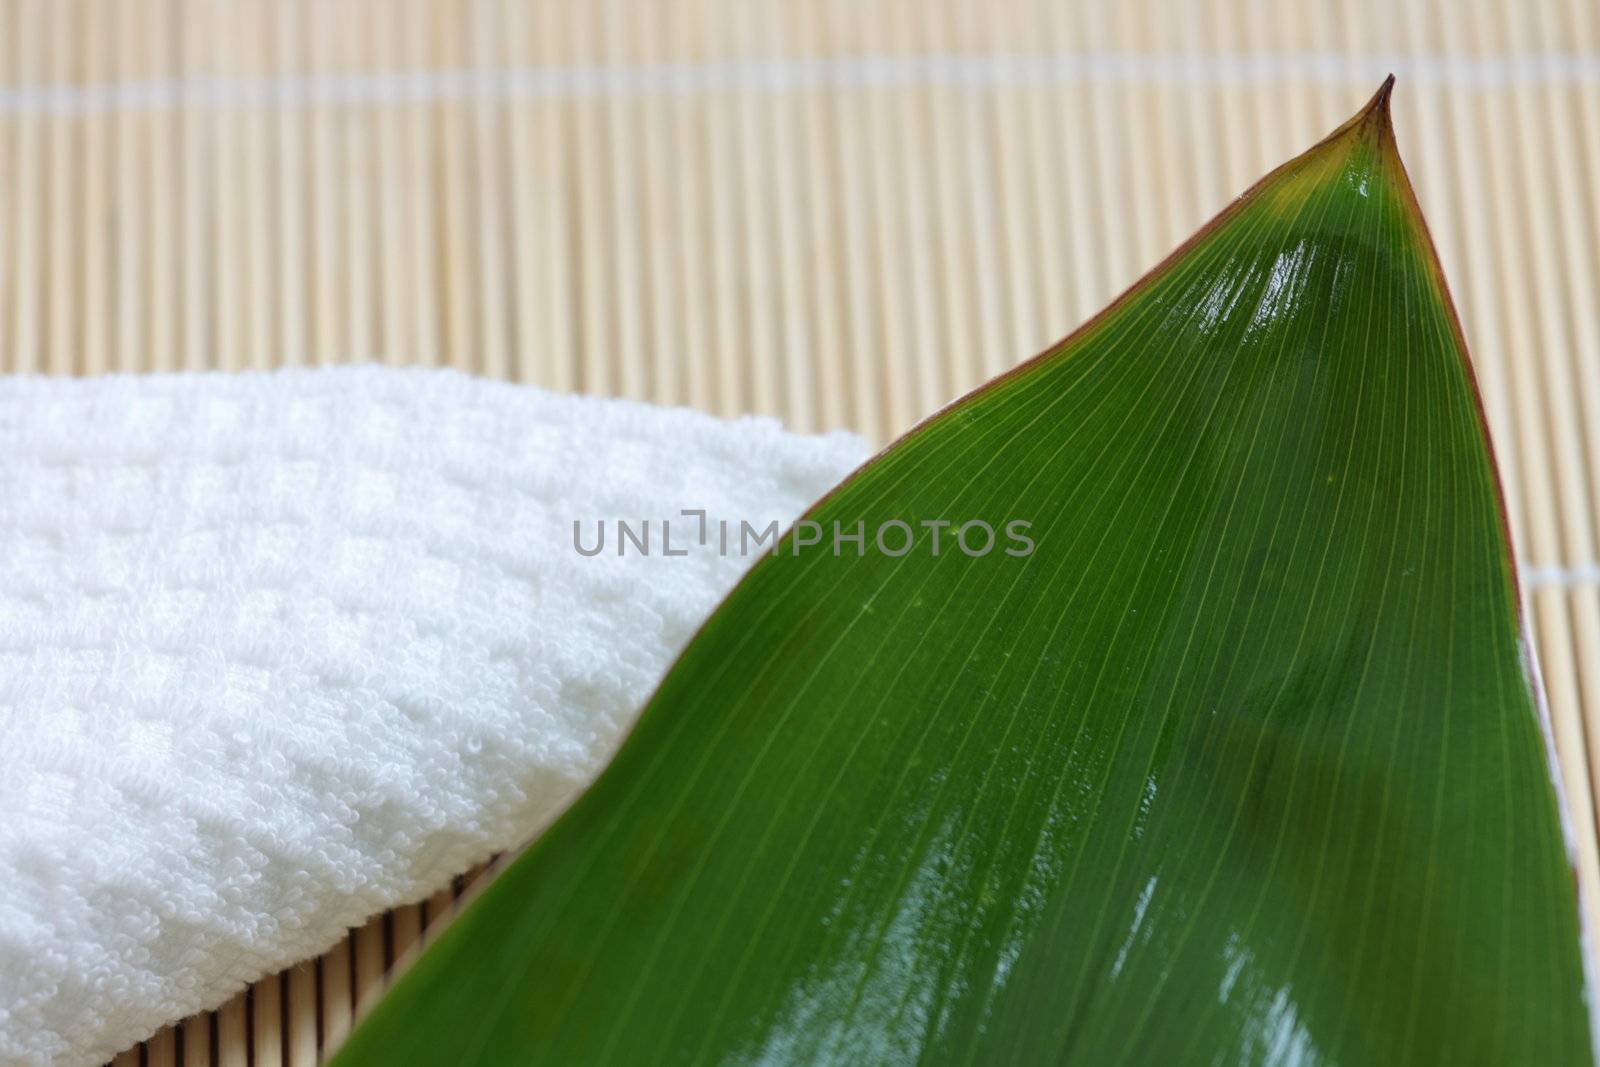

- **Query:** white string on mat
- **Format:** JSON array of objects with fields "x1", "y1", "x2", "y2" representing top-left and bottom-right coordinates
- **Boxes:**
[{"x1": 2, "y1": 51, "x2": 1598, "y2": 117}]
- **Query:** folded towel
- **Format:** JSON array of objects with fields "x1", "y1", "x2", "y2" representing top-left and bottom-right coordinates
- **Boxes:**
[{"x1": 0, "y1": 366, "x2": 869, "y2": 1067}]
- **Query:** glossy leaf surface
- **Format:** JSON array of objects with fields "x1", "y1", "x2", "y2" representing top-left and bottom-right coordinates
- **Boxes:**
[{"x1": 334, "y1": 83, "x2": 1592, "y2": 1065}]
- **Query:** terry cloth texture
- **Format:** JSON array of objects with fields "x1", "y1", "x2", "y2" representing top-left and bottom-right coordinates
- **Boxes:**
[{"x1": 0, "y1": 366, "x2": 870, "y2": 1067}]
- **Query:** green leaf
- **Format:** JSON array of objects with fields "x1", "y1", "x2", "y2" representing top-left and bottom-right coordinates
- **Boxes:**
[{"x1": 333, "y1": 80, "x2": 1592, "y2": 1065}]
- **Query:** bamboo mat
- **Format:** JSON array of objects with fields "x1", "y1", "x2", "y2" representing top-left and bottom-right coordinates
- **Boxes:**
[{"x1": 1, "y1": 1, "x2": 1597, "y2": 1063}]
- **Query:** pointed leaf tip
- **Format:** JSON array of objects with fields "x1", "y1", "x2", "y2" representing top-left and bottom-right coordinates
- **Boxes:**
[
  {"x1": 1323, "y1": 75, "x2": 1397, "y2": 149},
  {"x1": 1362, "y1": 74, "x2": 1398, "y2": 144},
  {"x1": 1367, "y1": 73, "x2": 1396, "y2": 119}
]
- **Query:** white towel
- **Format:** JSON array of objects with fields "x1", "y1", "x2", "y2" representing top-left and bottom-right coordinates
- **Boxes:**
[{"x1": 0, "y1": 366, "x2": 869, "y2": 1067}]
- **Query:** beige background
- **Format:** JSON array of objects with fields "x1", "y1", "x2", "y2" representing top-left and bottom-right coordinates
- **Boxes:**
[{"x1": 1, "y1": 1, "x2": 1597, "y2": 1063}]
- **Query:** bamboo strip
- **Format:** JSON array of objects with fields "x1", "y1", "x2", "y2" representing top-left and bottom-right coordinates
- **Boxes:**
[
  {"x1": 958, "y1": 1, "x2": 1014, "y2": 384},
  {"x1": 215, "y1": 992, "x2": 248, "y2": 1067},
  {"x1": 147, "y1": 0, "x2": 176, "y2": 371},
  {"x1": 284, "y1": 962, "x2": 318, "y2": 1066},
  {"x1": 763, "y1": 2, "x2": 817, "y2": 429},
  {"x1": 391, "y1": 904, "x2": 424, "y2": 966},
  {"x1": 275, "y1": 0, "x2": 309, "y2": 365},
  {"x1": 244, "y1": 0, "x2": 273, "y2": 371},
  {"x1": 795, "y1": 4, "x2": 849, "y2": 430},
  {"x1": 888, "y1": 1, "x2": 947, "y2": 416},
  {"x1": 308, "y1": 0, "x2": 339, "y2": 365},
  {"x1": 212, "y1": 0, "x2": 245, "y2": 370},
  {"x1": 179, "y1": 1, "x2": 209, "y2": 371},
  {"x1": 703, "y1": 2, "x2": 746, "y2": 417},
  {"x1": 636, "y1": 1, "x2": 683, "y2": 407},
  {"x1": 571, "y1": 3, "x2": 609, "y2": 397},
  {"x1": 469, "y1": 0, "x2": 511, "y2": 380},
  {"x1": 147, "y1": 1026, "x2": 178, "y2": 1067},
  {"x1": 601, "y1": 0, "x2": 648, "y2": 399},
  {"x1": 318, "y1": 938, "x2": 353, "y2": 1054},
  {"x1": 374, "y1": 0, "x2": 408, "y2": 365},
  {"x1": 43, "y1": 0, "x2": 73, "y2": 374},
  {"x1": 351, "y1": 919, "x2": 387, "y2": 1021},
  {"x1": 859, "y1": 4, "x2": 914, "y2": 435},
  {"x1": 251, "y1": 973, "x2": 283, "y2": 1067},
  {"x1": 1019, "y1": 4, "x2": 1071, "y2": 342},
  {"x1": 112, "y1": 0, "x2": 144, "y2": 373},
  {"x1": 987, "y1": 5, "x2": 1044, "y2": 359},
  {"x1": 405, "y1": 0, "x2": 441, "y2": 367},
  {"x1": 676, "y1": 1, "x2": 721, "y2": 413},
  {"x1": 181, "y1": 1015, "x2": 213, "y2": 1067},
  {"x1": 8, "y1": 0, "x2": 42, "y2": 374},
  {"x1": 732, "y1": 1, "x2": 782, "y2": 419},
  {"x1": 340, "y1": 0, "x2": 376, "y2": 366},
  {"x1": 822, "y1": 0, "x2": 884, "y2": 442},
  {"x1": 1, "y1": 0, "x2": 14, "y2": 353},
  {"x1": 422, "y1": 886, "x2": 457, "y2": 942}
]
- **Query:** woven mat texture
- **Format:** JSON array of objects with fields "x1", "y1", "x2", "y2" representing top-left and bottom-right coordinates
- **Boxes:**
[{"x1": 2, "y1": 1, "x2": 1597, "y2": 1063}]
